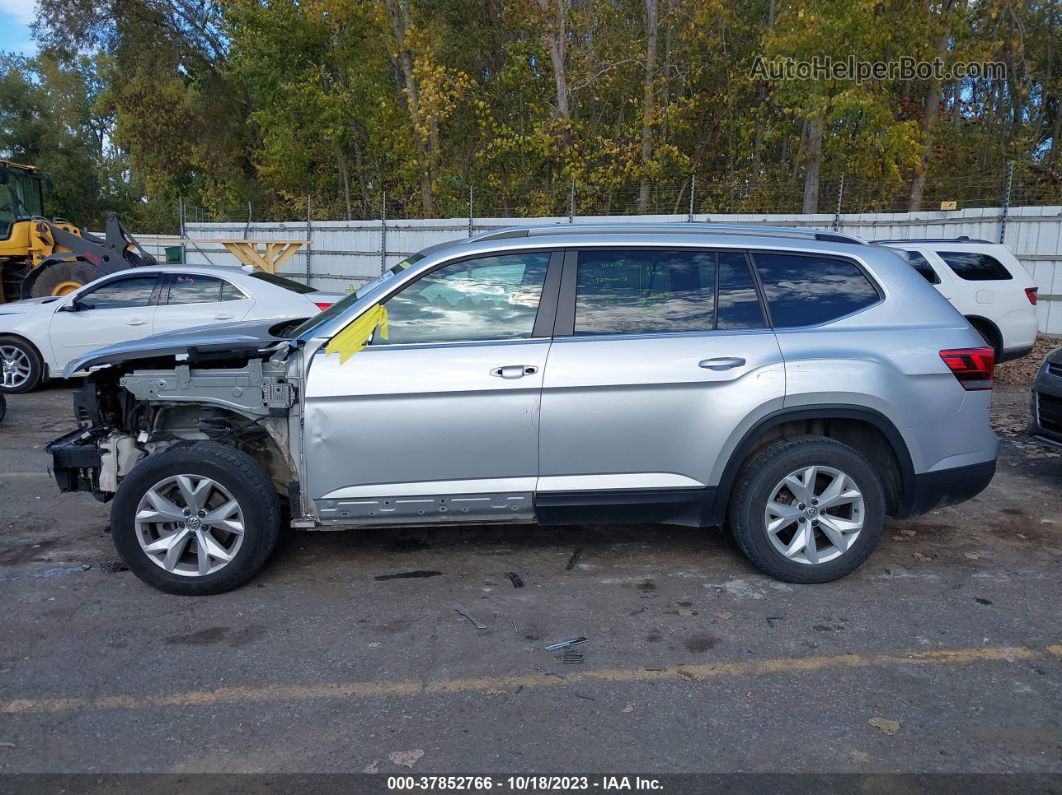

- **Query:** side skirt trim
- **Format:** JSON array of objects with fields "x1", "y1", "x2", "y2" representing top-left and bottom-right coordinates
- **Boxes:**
[{"x1": 535, "y1": 488, "x2": 717, "y2": 528}]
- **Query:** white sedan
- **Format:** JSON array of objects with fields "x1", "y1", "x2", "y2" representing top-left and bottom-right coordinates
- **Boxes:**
[{"x1": 0, "y1": 265, "x2": 342, "y2": 392}]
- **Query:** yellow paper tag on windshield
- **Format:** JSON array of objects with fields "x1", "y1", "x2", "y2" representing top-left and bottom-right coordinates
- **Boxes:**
[{"x1": 324, "y1": 305, "x2": 389, "y2": 364}]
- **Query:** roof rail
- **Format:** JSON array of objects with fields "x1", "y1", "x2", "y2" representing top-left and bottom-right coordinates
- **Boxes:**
[
  {"x1": 471, "y1": 222, "x2": 867, "y2": 245},
  {"x1": 876, "y1": 236, "x2": 995, "y2": 245}
]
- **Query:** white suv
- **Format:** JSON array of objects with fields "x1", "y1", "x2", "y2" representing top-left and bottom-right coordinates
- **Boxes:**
[{"x1": 880, "y1": 238, "x2": 1038, "y2": 361}]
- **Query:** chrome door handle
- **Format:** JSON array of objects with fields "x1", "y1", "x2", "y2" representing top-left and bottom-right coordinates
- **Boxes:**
[
  {"x1": 214, "y1": 314, "x2": 234, "y2": 320},
  {"x1": 490, "y1": 365, "x2": 538, "y2": 379},
  {"x1": 699, "y1": 356, "x2": 746, "y2": 371},
  {"x1": 127, "y1": 319, "x2": 147, "y2": 326}
]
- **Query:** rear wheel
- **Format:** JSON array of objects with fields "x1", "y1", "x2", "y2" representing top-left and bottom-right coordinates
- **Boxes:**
[
  {"x1": 110, "y1": 441, "x2": 281, "y2": 595},
  {"x1": 0, "y1": 335, "x2": 43, "y2": 393},
  {"x1": 727, "y1": 436, "x2": 886, "y2": 583},
  {"x1": 30, "y1": 261, "x2": 100, "y2": 298}
]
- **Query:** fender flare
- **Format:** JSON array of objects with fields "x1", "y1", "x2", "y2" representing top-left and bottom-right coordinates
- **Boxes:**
[{"x1": 707, "y1": 405, "x2": 917, "y2": 525}]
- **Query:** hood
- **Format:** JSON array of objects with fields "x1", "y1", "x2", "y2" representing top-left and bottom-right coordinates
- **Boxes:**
[
  {"x1": 1044, "y1": 347, "x2": 1062, "y2": 367},
  {"x1": 0, "y1": 296, "x2": 63, "y2": 315},
  {"x1": 65, "y1": 317, "x2": 306, "y2": 377}
]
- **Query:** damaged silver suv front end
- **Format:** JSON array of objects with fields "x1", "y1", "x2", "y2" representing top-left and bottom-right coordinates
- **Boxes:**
[{"x1": 47, "y1": 319, "x2": 310, "y2": 518}]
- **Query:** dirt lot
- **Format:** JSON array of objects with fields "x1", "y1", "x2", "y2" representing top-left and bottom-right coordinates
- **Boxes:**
[{"x1": 0, "y1": 378, "x2": 1060, "y2": 776}]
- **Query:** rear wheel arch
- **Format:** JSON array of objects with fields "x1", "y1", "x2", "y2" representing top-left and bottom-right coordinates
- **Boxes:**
[
  {"x1": 965, "y1": 315, "x2": 1002, "y2": 359},
  {"x1": 710, "y1": 406, "x2": 915, "y2": 524}
]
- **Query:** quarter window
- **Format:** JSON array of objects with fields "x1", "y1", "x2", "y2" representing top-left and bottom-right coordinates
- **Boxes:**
[
  {"x1": 79, "y1": 275, "x2": 159, "y2": 309},
  {"x1": 753, "y1": 253, "x2": 879, "y2": 328},
  {"x1": 905, "y1": 251, "x2": 940, "y2": 284},
  {"x1": 573, "y1": 249, "x2": 762, "y2": 336},
  {"x1": 375, "y1": 253, "x2": 551, "y2": 345},
  {"x1": 938, "y1": 251, "x2": 1012, "y2": 281}
]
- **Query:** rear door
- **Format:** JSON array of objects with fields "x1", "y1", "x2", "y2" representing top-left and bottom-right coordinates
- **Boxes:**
[
  {"x1": 535, "y1": 247, "x2": 785, "y2": 524},
  {"x1": 48, "y1": 273, "x2": 162, "y2": 369},
  {"x1": 152, "y1": 273, "x2": 256, "y2": 334},
  {"x1": 303, "y1": 250, "x2": 561, "y2": 523}
]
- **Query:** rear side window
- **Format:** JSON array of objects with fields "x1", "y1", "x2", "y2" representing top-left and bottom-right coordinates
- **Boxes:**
[
  {"x1": 753, "y1": 253, "x2": 879, "y2": 328},
  {"x1": 573, "y1": 249, "x2": 764, "y2": 336},
  {"x1": 939, "y1": 251, "x2": 1012, "y2": 281},
  {"x1": 166, "y1": 274, "x2": 226, "y2": 304},
  {"x1": 905, "y1": 251, "x2": 940, "y2": 285}
]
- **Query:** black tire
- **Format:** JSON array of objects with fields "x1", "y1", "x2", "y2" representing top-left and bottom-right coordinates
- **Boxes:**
[
  {"x1": 0, "y1": 334, "x2": 44, "y2": 393},
  {"x1": 110, "y1": 441, "x2": 281, "y2": 595},
  {"x1": 727, "y1": 436, "x2": 886, "y2": 584},
  {"x1": 29, "y1": 261, "x2": 100, "y2": 298}
]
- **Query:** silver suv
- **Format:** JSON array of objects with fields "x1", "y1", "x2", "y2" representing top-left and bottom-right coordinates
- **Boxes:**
[{"x1": 48, "y1": 224, "x2": 998, "y2": 594}]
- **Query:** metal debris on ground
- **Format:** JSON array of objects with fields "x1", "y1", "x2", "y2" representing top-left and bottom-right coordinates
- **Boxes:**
[
  {"x1": 454, "y1": 604, "x2": 487, "y2": 629},
  {"x1": 544, "y1": 636, "x2": 588, "y2": 652},
  {"x1": 565, "y1": 549, "x2": 582, "y2": 570},
  {"x1": 506, "y1": 571, "x2": 524, "y2": 588},
  {"x1": 374, "y1": 570, "x2": 442, "y2": 581}
]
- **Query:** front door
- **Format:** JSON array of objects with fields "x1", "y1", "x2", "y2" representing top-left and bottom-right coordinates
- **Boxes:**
[
  {"x1": 536, "y1": 247, "x2": 785, "y2": 525},
  {"x1": 303, "y1": 250, "x2": 561, "y2": 525},
  {"x1": 48, "y1": 273, "x2": 161, "y2": 370}
]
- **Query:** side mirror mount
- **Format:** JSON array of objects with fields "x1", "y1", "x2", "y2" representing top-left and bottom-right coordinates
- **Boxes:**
[{"x1": 59, "y1": 298, "x2": 83, "y2": 312}]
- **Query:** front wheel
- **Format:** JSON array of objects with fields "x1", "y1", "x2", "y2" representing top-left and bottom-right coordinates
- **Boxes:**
[
  {"x1": 727, "y1": 436, "x2": 886, "y2": 583},
  {"x1": 110, "y1": 441, "x2": 281, "y2": 595},
  {"x1": 0, "y1": 335, "x2": 44, "y2": 393}
]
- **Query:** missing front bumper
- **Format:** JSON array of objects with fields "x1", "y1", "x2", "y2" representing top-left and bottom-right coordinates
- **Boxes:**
[{"x1": 46, "y1": 426, "x2": 109, "y2": 501}]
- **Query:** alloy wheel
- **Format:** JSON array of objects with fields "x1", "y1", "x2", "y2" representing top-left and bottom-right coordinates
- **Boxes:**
[
  {"x1": 0, "y1": 345, "x2": 31, "y2": 390},
  {"x1": 763, "y1": 465, "x2": 865, "y2": 565},
  {"x1": 134, "y1": 474, "x2": 246, "y2": 577}
]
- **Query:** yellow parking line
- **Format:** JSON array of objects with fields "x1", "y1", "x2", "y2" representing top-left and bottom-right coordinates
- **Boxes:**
[{"x1": 3, "y1": 643, "x2": 1058, "y2": 716}]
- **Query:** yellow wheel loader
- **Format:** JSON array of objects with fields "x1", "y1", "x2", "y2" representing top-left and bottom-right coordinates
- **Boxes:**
[{"x1": 0, "y1": 160, "x2": 156, "y2": 303}]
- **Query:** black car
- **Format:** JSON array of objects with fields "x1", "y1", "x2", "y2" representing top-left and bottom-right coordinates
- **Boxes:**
[{"x1": 1030, "y1": 347, "x2": 1062, "y2": 446}]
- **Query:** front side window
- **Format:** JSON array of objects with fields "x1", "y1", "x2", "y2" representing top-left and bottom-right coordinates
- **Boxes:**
[
  {"x1": 939, "y1": 251, "x2": 1012, "y2": 281},
  {"x1": 374, "y1": 253, "x2": 551, "y2": 345},
  {"x1": 574, "y1": 249, "x2": 762, "y2": 336},
  {"x1": 166, "y1": 274, "x2": 234, "y2": 304},
  {"x1": 79, "y1": 275, "x2": 159, "y2": 309},
  {"x1": 753, "y1": 253, "x2": 879, "y2": 328},
  {"x1": 905, "y1": 251, "x2": 941, "y2": 284}
]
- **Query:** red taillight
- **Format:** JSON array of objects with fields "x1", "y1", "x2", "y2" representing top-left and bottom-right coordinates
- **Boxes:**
[
  {"x1": 940, "y1": 346, "x2": 995, "y2": 391},
  {"x1": 1025, "y1": 287, "x2": 1038, "y2": 305},
  {"x1": 314, "y1": 302, "x2": 333, "y2": 311}
]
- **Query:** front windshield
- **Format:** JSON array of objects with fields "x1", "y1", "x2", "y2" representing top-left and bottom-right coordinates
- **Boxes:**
[{"x1": 288, "y1": 253, "x2": 424, "y2": 338}]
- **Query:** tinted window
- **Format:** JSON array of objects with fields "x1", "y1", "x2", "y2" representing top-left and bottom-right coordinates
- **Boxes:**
[
  {"x1": 220, "y1": 281, "x2": 246, "y2": 301},
  {"x1": 80, "y1": 276, "x2": 158, "y2": 309},
  {"x1": 754, "y1": 253, "x2": 879, "y2": 328},
  {"x1": 375, "y1": 253, "x2": 550, "y2": 345},
  {"x1": 249, "y1": 271, "x2": 316, "y2": 294},
  {"x1": 574, "y1": 249, "x2": 763, "y2": 336},
  {"x1": 939, "y1": 251, "x2": 1011, "y2": 281},
  {"x1": 166, "y1": 274, "x2": 225, "y2": 304},
  {"x1": 905, "y1": 251, "x2": 940, "y2": 284},
  {"x1": 717, "y1": 254, "x2": 766, "y2": 329}
]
